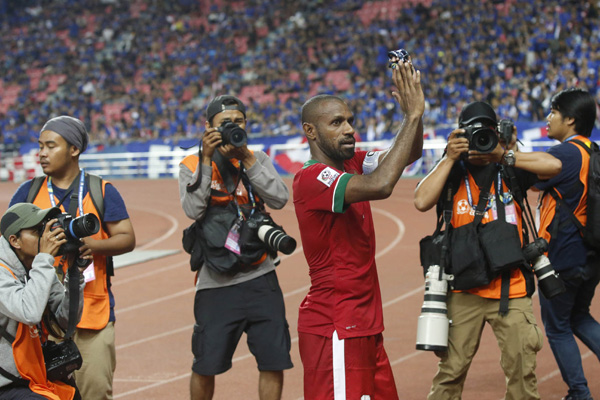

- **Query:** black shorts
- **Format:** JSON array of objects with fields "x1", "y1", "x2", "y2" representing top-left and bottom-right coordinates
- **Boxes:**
[{"x1": 191, "y1": 271, "x2": 293, "y2": 375}]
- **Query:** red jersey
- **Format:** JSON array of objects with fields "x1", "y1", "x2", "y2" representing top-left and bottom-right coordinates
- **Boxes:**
[{"x1": 293, "y1": 151, "x2": 384, "y2": 339}]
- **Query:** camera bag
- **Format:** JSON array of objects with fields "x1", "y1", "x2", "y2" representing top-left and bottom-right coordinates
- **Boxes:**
[
  {"x1": 446, "y1": 164, "x2": 496, "y2": 290},
  {"x1": 183, "y1": 151, "x2": 268, "y2": 274},
  {"x1": 478, "y1": 192, "x2": 526, "y2": 276},
  {"x1": 419, "y1": 183, "x2": 454, "y2": 275},
  {"x1": 450, "y1": 223, "x2": 491, "y2": 290},
  {"x1": 419, "y1": 231, "x2": 447, "y2": 274},
  {"x1": 182, "y1": 220, "x2": 204, "y2": 271}
]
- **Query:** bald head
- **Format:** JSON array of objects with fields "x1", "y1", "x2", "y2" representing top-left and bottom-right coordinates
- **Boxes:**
[{"x1": 301, "y1": 94, "x2": 347, "y2": 125}]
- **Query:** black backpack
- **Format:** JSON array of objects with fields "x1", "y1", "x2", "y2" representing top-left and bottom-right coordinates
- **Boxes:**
[{"x1": 549, "y1": 139, "x2": 600, "y2": 251}]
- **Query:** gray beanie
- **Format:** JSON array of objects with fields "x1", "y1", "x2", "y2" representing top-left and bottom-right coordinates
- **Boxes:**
[{"x1": 40, "y1": 116, "x2": 89, "y2": 153}]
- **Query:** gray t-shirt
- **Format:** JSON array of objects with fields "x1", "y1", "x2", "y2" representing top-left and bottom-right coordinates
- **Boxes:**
[{"x1": 178, "y1": 150, "x2": 289, "y2": 290}]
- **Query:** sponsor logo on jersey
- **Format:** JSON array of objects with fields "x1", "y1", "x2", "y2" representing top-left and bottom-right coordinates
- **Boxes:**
[{"x1": 317, "y1": 167, "x2": 340, "y2": 187}]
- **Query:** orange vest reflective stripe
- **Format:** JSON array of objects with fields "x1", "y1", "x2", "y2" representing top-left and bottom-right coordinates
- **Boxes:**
[
  {"x1": 0, "y1": 264, "x2": 74, "y2": 400},
  {"x1": 451, "y1": 171, "x2": 527, "y2": 299},
  {"x1": 538, "y1": 135, "x2": 590, "y2": 247},
  {"x1": 30, "y1": 177, "x2": 110, "y2": 330}
]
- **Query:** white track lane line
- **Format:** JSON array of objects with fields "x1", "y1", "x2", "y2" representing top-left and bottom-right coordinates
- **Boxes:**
[{"x1": 115, "y1": 206, "x2": 416, "y2": 397}]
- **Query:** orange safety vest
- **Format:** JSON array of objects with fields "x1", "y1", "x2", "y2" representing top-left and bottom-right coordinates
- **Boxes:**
[
  {"x1": 0, "y1": 264, "x2": 74, "y2": 400},
  {"x1": 30, "y1": 177, "x2": 110, "y2": 330},
  {"x1": 451, "y1": 170, "x2": 528, "y2": 299},
  {"x1": 180, "y1": 153, "x2": 256, "y2": 207},
  {"x1": 180, "y1": 153, "x2": 267, "y2": 266},
  {"x1": 538, "y1": 135, "x2": 591, "y2": 247}
]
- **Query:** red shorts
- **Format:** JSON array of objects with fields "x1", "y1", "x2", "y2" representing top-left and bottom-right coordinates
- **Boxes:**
[{"x1": 299, "y1": 331, "x2": 398, "y2": 400}]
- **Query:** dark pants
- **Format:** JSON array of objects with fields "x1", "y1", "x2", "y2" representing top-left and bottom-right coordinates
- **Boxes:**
[
  {"x1": 0, "y1": 386, "x2": 46, "y2": 399},
  {"x1": 539, "y1": 260, "x2": 600, "y2": 400},
  {"x1": 0, "y1": 377, "x2": 81, "y2": 400}
]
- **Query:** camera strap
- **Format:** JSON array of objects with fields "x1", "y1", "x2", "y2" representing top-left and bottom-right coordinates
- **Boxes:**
[
  {"x1": 186, "y1": 148, "x2": 203, "y2": 193},
  {"x1": 61, "y1": 176, "x2": 82, "y2": 340},
  {"x1": 466, "y1": 165, "x2": 513, "y2": 315},
  {"x1": 59, "y1": 266, "x2": 80, "y2": 340},
  {"x1": 502, "y1": 166, "x2": 535, "y2": 243},
  {"x1": 471, "y1": 165, "x2": 498, "y2": 224},
  {"x1": 213, "y1": 151, "x2": 262, "y2": 217},
  {"x1": 0, "y1": 322, "x2": 22, "y2": 382},
  {"x1": 500, "y1": 166, "x2": 539, "y2": 313}
]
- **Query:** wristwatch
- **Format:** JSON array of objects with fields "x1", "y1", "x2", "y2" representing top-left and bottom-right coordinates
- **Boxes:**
[{"x1": 502, "y1": 150, "x2": 516, "y2": 167}]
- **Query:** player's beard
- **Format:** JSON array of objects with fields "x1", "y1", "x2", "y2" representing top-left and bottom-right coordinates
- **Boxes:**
[{"x1": 318, "y1": 135, "x2": 355, "y2": 162}]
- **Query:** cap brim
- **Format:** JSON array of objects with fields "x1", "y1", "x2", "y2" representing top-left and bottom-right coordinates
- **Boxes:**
[
  {"x1": 20, "y1": 206, "x2": 61, "y2": 231},
  {"x1": 459, "y1": 115, "x2": 496, "y2": 127}
]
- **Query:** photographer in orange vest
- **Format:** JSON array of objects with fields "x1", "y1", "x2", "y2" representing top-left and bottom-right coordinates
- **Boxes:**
[
  {"x1": 9, "y1": 116, "x2": 136, "y2": 400},
  {"x1": 0, "y1": 203, "x2": 85, "y2": 399}
]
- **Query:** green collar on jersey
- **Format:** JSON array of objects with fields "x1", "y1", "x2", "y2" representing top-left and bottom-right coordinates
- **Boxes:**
[{"x1": 302, "y1": 159, "x2": 320, "y2": 169}]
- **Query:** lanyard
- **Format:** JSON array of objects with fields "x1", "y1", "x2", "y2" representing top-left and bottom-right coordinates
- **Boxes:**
[
  {"x1": 47, "y1": 169, "x2": 85, "y2": 217},
  {"x1": 461, "y1": 163, "x2": 513, "y2": 210},
  {"x1": 234, "y1": 172, "x2": 257, "y2": 219}
]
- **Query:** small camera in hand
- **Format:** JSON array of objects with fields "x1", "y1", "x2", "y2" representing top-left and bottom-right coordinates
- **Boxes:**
[
  {"x1": 218, "y1": 121, "x2": 247, "y2": 148},
  {"x1": 497, "y1": 119, "x2": 514, "y2": 145},
  {"x1": 387, "y1": 48, "x2": 409, "y2": 69}
]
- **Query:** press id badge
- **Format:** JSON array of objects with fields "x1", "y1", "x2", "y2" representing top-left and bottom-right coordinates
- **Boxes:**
[
  {"x1": 224, "y1": 217, "x2": 242, "y2": 255},
  {"x1": 505, "y1": 201, "x2": 517, "y2": 225},
  {"x1": 83, "y1": 262, "x2": 96, "y2": 283}
]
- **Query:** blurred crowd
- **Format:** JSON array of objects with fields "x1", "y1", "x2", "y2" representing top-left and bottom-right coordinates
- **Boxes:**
[{"x1": 0, "y1": 0, "x2": 599, "y2": 149}]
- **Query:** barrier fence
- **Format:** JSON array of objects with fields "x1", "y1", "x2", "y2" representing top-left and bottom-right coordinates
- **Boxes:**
[{"x1": 0, "y1": 139, "x2": 562, "y2": 182}]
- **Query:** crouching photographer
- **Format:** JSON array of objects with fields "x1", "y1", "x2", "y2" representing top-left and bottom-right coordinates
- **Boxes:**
[
  {"x1": 414, "y1": 101, "x2": 562, "y2": 400},
  {"x1": 179, "y1": 95, "x2": 293, "y2": 400},
  {"x1": 0, "y1": 203, "x2": 85, "y2": 400}
]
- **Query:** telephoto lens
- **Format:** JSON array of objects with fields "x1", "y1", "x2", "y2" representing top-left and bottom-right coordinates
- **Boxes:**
[
  {"x1": 522, "y1": 238, "x2": 565, "y2": 298},
  {"x1": 416, "y1": 264, "x2": 453, "y2": 352},
  {"x1": 257, "y1": 225, "x2": 297, "y2": 255},
  {"x1": 532, "y1": 254, "x2": 565, "y2": 298}
]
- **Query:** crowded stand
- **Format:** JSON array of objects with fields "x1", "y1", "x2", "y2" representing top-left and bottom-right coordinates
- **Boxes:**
[{"x1": 0, "y1": 0, "x2": 599, "y2": 155}]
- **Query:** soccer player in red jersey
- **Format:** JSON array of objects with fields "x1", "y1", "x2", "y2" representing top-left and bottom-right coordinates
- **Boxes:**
[{"x1": 293, "y1": 57, "x2": 424, "y2": 399}]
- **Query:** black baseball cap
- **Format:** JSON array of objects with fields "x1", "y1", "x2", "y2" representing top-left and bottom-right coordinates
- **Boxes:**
[
  {"x1": 1, "y1": 203, "x2": 61, "y2": 238},
  {"x1": 458, "y1": 101, "x2": 497, "y2": 127},
  {"x1": 206, "y1": 95, "x2": 246, "y2": 123}
]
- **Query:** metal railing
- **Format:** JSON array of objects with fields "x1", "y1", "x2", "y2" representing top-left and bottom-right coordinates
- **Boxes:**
[{"x1": 1, "y1": 140, "x2": 563, "y2": 182}]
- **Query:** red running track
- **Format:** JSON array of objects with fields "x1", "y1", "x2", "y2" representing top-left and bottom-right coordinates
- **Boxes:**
[{"x1": 0, "y1": 178, "x2": 598, "y2": 399}]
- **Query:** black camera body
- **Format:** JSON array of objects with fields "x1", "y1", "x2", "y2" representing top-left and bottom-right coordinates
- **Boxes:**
[
  {"x1": 522, "y1": 237, "x2": 548, "y2": 262},
  {"x1": 387, "y1": 48, "x2": 409, "y2": 69},
  {"x1": 50, "y1": 213, "x2": 100, "y2": 256},
  {"x1": 458, "y1": 118, "x2": 515, "y2": 154},
  {"x1": 240, "y1": 212, "x2": 296, "y2": 255},
  {"x1": 497, "y1": 119, "x2": 514, "y2": 145},
  {"x1": 522, "y1": 237, "x2": 565, "y2": 298},
  {"x1": 458, "y1": 122, "x2": 499, "y2": 154},
  {"x1": 42, "y1": 339, "x2": 83, "y2": 382},
  {"x1": 218, "y1": 121, "x2": 247, "y2": 148}
]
